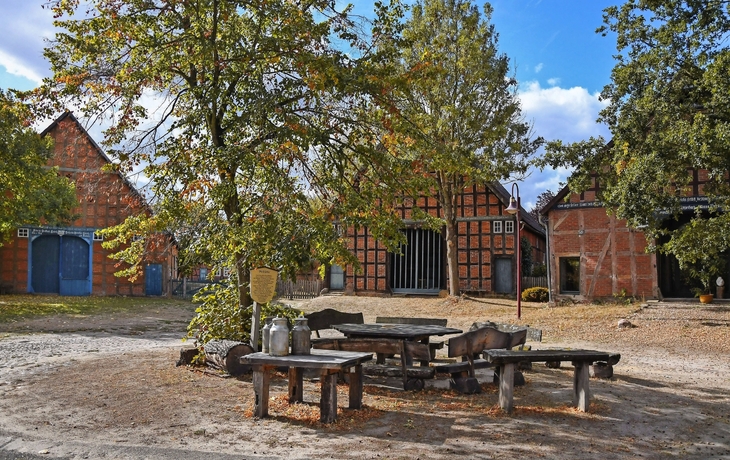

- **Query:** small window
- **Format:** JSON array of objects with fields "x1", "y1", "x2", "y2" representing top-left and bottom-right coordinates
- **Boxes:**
[
  {"x1": 560, "y1": 257, "x2": 581, "y2": 294},
  {"x1": 505, "y1": 220, "x2": 514, "y2": 234},
  {"x1": 17, "y1": 228, "x2": 29, "y2": 238},
  {"x1": 93, "y1": 233, "x2": 104, "y2": 241},
  {"x1": 493, "y1": 221, "x2": 502, "y2": 233}
]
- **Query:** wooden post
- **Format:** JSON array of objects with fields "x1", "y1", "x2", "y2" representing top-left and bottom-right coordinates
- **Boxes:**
[
  {"x1": 348, "y1": 365, "x2": 363, "y2": 409},
  {"x1": 320, "y1": 369, "x2": 339, "y2": 423},
  {"x1": 573, "y1": 361, "x2": 591, "y2": 411},
  {"x1": 289, "y1": 367, "x2": 303, "y2": 403},
  {"x1": 252, "y1": 366, "x2": 270, "y2": 418},
  {"x1": 250, "y1": 301, "x2": 261, "y2": 352},
  {"x1": 498, "y1": 363, "x2": 515, "y2": 413}
]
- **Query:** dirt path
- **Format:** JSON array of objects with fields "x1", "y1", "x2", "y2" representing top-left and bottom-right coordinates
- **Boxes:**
[{"x1": 1, "y1": 296, "x2": 729, "y2": 459}]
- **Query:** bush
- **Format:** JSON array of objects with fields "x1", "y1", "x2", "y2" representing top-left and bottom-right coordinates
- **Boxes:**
[
  {"x1": 187, "y1": 276, "x2": 301, "y2": 346},
  {"x1": 521, "y1": 286, "x2": 548, "y2": 302},
  {"x1": 531, "y1": 263, "x2": 547, "y2": 277}
]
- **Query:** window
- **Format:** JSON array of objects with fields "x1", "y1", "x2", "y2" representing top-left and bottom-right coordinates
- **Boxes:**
[
  {"x1": 560, "y1": 257, "x2": 581, "y2": 294},
  {"x1": 93, "y1": 233, "x2": 104, "y2": 241},
  {"x1": 505, "y1": 220, "x2": 514, "y2": 234},
  {"x1": 493, "y1": 221, "x2": 502, "y2": 233},
  {"x1": 17, "y1": 228, "x2": 29, "y2": 238}
]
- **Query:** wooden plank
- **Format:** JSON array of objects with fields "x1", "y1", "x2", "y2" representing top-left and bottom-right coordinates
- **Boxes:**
[
  {"x1": 320, "y1": 370, "x2": 338, "y2": 424},
  {"x1": 305, "y1": 309, "x2": 364, "y2": 334},
  {"x1": 485, "y1": 349, "x2": 611, "y2": 365},
  {"x1": 447, "y1": 327, "x2": 515, "y2": 358},
  {"x1": 498, "y1": 363, "x2": 515, "y2": 413},
  {"x1": 376, "y1": 316, "x2": 448, "y2": 327},
  {"x1": 573, "y1": 362, "x2": 591, "y2": 412},
  {"x1": 434, "y1": 358, "x2": 493, "y2": 375},
  {"x1": 241, "y1": 349, "x2": 372, "y2": 369},
  {"x1": 288, "y1": 367, "x2": 303, "y2": 403},
  {"x1": 252, "y1": 367, "x2": 270, "y2": 418},
  {"x1": 348, "y1": 365, "x2": 363, "y2": 409}
]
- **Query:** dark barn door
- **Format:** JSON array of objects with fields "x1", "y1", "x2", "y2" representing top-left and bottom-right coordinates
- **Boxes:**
[
  {"x1": 390, "y1": 228, "x2": 444, "y2": 295},
  {"x1": 494, "y1": 257, "x2": 514, "y2": 294},
  {"x1": 31, "y1": 235, "x2": 60, "y2": 293},
  {"x1": 145, "y1": 264, "x2": 163, "y2": 296}
]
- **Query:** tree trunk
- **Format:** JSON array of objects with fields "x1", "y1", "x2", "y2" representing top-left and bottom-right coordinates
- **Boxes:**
[
  {"x1": 203, "y1": 339, "x2": 254, "y2": 376},
  {"x1": 444, "y1": 218, "x2": 460, "y2": 296}
]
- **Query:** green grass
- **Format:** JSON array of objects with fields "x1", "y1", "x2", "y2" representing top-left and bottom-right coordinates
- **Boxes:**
[{"x1": 0, "y1": 295, "x2": 195, "y2": 323}]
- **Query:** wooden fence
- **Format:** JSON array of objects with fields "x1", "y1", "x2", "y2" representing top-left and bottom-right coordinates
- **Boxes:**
[
  {"x1": 522, "y1": 276, "x2": 548, "y2": 289},
  {"x1": 276, "y1": 279, "x2": 323, "y2": 299}
]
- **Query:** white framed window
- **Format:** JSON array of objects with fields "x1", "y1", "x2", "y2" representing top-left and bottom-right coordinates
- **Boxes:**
[
  {"x1": 505, "y1": 220, "x2": 514, "y2": 234},
  {"x1": 493, "y1": 221, "x2": 502, "y2": 233},
  {"x1": 17, "y1": 228, "x2": 29, "y2": 238},
  {"x1": 93, "y1": 233, "x2": 104, "y2": 241}
]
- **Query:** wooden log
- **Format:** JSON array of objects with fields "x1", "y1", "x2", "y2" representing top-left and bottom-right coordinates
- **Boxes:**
[
  {"x1": 204, "y1": 340, "x2": 254, "y2": 376},
  {"x1": 321, "y1": 370, "x2": 339, "y2": 423},
  {"x1": 573, "y1": 362, "x2": 591, "y2": 411}
]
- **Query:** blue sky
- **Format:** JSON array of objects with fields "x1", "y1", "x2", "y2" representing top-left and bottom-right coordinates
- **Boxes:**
[{"x1": 0, "y1": 0, "x2": 617, "y2": 210}]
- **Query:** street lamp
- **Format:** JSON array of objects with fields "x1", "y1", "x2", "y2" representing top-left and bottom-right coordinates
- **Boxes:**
[{"x1": 505, "y1": 183, "x2": 521, "y2": 319}]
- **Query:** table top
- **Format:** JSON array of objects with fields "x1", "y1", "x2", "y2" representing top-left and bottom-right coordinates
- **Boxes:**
[
  {"x1": 240, "y1": 348, "x2": 373, "y2": 369},
  {"x1": 484, "y1": 349, "x2": 611, "y2": 364},
  {"x1": 332, "y1": 323, "x2": 462, "y2": 340}
]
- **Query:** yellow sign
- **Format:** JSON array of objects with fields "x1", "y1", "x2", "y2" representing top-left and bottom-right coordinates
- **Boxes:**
[{"x1": 250, "y1": 267, "x2": 279, "y2": 304}]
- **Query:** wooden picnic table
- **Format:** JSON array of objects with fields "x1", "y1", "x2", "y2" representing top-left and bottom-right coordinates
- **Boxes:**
[
  {"x1": 332, "y1": 323, "x2": 462, "y2": 365},
  {"x1": 484, "y1": 349, "x2": 614, "y2": 413},
  {"x1": 240, "y1": 349, "x2": 372, "y2": 423}
]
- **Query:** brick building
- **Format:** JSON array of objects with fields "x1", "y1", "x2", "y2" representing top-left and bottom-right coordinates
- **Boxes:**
[
  {"x1": 0, "y1": 112, "x2": 177, "y2": 296},
  {"x1": 332, "y1": 182, "x2": 546, "y2": 296},
  {"x1": 540, "y1": 170, "x2": 725, "y2": 301}
]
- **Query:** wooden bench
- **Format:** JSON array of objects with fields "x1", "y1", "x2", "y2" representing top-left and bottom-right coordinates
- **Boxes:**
[
  {"x1": 305, "y1": 309, "x2": 364, "y2": 341},
  {"x1": 375, "y1": 316, "x2": 448, "y2": 360},
  {"x1": 484, "y1": 349, "x2": 620, "y2": 413},
  {"x1": 434, "y1": 326, "x2": 527, "y2": 393},
  {"x1": 312, "y1": 337, "x2": 435, "y2": 391}
]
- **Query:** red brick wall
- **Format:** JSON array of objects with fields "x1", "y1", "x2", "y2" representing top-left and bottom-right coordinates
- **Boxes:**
[
  {"x1": 547, "y1": 199, "x2": 658, "y2": 301},
  {"x1": 344, "y1": 183, "x2": 545, "y2": 295},
  {"x1": 0, "y1": 114, "x2": 176, "y2": 296}
]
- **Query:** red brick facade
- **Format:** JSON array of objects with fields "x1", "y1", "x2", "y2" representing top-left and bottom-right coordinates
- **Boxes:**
[
  {"x1": 342, "y1": 183, "x2": 546, "y2": 296},
  {"x1": 0, "y1": 112, "x2": 177, "y2": 296},
  {"x1": 543, "y1": 179, "x2": 659, "y2": 301}
]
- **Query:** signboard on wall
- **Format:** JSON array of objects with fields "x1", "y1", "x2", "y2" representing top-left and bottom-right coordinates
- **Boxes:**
[{"x1": 250, "y1": 267, "x2": 279, "y2": 304}]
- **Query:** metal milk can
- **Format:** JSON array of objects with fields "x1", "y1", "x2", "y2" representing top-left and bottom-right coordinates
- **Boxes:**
[
  {"x1": 291, "y1": 317, "x2": 311, "y2": 355},
  {"x1": 269, "y1": 317, "x2": 290, "y2": 356},
  {"x1": 261, "y1": 316, "x2": 274, "y2": 354}
]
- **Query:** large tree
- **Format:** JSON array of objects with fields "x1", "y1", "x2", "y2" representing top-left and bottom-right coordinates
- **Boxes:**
[
  {"x1": 40, "y1": 0, "x2": 411, "y2": 307},
  {"x1": 544, "y1": 0, "x2": 730, "y2": 290},
  {"x1": 385, "y1": 0, "x2": 541, "y2": 296},
  {"x1": 0, "y1": 90, "x2": 77, "y2": 244}
]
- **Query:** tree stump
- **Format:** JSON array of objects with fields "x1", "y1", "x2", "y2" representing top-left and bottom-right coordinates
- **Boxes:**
[
  {"x1": 204, "y1": 340, "x2": 254, "y2": 376},
  {"x1": 176, "y1": 346, "x2": 199, "y2": 367}
]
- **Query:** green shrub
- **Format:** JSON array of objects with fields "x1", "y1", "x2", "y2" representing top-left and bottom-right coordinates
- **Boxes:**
[
  {"x1": 186, "y1": 276, "x2": 301, "y2": 346},
  {"x1": 531, "y1": 263, "x2": 547, "y2": 277},
  {"x1": 521, "y1": 286, "x2": 548, "y2": 302}
]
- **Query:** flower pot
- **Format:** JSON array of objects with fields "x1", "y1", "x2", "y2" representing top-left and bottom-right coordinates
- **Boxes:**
[{"x1": 699, "y1": 294, "x2": 714, "y2": 304}]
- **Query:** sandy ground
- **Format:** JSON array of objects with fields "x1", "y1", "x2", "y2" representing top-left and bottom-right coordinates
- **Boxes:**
[{"x1": 0, "y1": 295, "x2": 729, "y2": 459}]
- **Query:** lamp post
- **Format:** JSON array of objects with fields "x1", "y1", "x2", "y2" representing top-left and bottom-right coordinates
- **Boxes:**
[{"x1": 505, "y1": 183, "x2": 521, "y2": 319}]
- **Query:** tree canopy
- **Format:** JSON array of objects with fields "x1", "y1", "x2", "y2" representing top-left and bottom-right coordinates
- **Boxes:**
[
  {"x1": 544, "y1": 0, "x2": 730, "y2": 290},
  {"x1": 384, "y1": 0, "x2": 541, "y2": 296},
  {"x1": 40, "y1": 0, "x2": 413, "y2": 306},
  {"x1": 0, "y1": 90, "x2": 77, "y2": 244}
]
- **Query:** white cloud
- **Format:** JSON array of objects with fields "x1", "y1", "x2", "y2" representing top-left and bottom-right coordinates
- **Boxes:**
[
  {"x1": 534, "y1": 63, "x2": 543, "y2": 73},
  {"x1": 546, "y1": 77, "x2": 561, "y2": 86},
  {"x1": 514, "y1": 81, "x2": 611, "y2": 207}
]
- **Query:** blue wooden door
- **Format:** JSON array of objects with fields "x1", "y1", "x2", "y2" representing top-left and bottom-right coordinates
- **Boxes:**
[
  {"x1": 59, "y1": 236, "x2": 91, "y2": 296},
  {"x1": 145, "y1": 264, "x2": 163, "y2": 296},
  {"x1": 31, "y1": 235, "x2": 60, "y2": 293}
]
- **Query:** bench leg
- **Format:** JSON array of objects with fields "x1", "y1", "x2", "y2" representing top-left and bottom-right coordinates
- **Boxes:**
[
  {"x1": 288, "y1": 367, "x2": 304, "y2": 403},
  {"x1": 498, "y1": 363, "x2": 515, "y2": 413},
  {"x1": 321, "y1": 370, "x2": 339, "y2": 423},
  {"x1": 573, "y1": 361, "x2": 591, "y2": 411},
  {"x1": 348, "y1": 365, "x2": 364, "y2": 409},
  {"x1": 252, "y1": 366, "x2": 270, "y2": 418}
]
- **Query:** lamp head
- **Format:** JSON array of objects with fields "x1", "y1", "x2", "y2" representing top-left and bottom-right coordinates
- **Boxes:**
[{"x1": 506, "y1": 196, "x2": 519, "y2": 215}]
